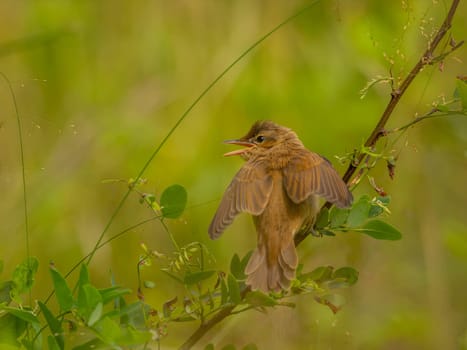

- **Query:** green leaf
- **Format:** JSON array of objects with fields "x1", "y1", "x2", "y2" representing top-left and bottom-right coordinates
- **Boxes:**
[
  {"x1": 355, "y1": 220, "x2": 402, "y2": 240},
  {"x1": 78, "y1": 264, "x2": 90, "y2": 287},
  {"x1": 245, "y1": 291, "x2": 277, "y2": 307},
  {"x1": 0, "y1": 281, "x2": 13, "y2": 304},
  {"x1": 38, "y1": 302, "x2": 64, "y2": 350},
  {"x1": 160, "y1": 184, "x2": 187, "y2": 219},
  {"x1": 78, "y1": 284, "x2": 102, "y2": 322},
  {"x1": 47, "y1": 335, "x2": 61, "y2": 350},
  {"x1": 0, "y1": 260, "x2": 3, "y2": 275},
  {"x1": 120, "y1": 301, "x2": 150, "y2": 329},
  {"x1": 183, "y1": 270, "x2": 215, "y2": 285},
  {"x1": 99, "y1": 286, "x2": 132, "y2": 305},
  {"x1": 435, "y1": 103, "x2": 450, "y2": 112},
  {"x1": 93, "y1": 316, "x2": 121, "y2": 344},
  {"x1": 220, "y1": 278, "x2": 228, "y2": 305},
  {"x1": 227, "y1": 274, "x2": 241, "y2": 304},
  {"x1": 49, "y1": 266, "x2": 74, "y2": 312},
  {"x1": 329, "y1": 207, "x2": 349, "y2": 228},
  {"x1": 455, "y1": 79, "x2": 467, "y2": 110},
  {"x1": 230, "y1": 254, "x2": 245, "y2": 279},
  {"x1": 87, "y1": 302, "x2": 103, "y2": 327},
  {"x1": 301, "y1": 266, "x2": 333, "y2": 283},
  {"x1": 346, "y1": 196, "x2": 371, "y2": 228},
  {"x1": 332, "y1": 267, "x2": 359, "y2": 286},
  {"x1": 243, "y1": 344, "x2": 258, "y2": 350},
  {"x1": 0, "y1": 306, "x2": 39, "y2": 325},
  {"x1": 240, "y1": 251, "x2": 253, "y2": 273},
  {"x1": 117, "y1": 327, "x2": 152, "y2": 346},
  {"x1": 0, "y1": 313, "x2": 27, "y2": 347},
  {"x1": 369, "y1": 196, "x2": 391, "y2": 218},
  {"x1": 204, "y1": 344, "x2": 215, "y2": 350},
  {"x1": 315, "y1": 207, "x2": 329, "y2": 229},
  {"x1": 11, "y1": 257, "x2": 39, "y2": 302}
]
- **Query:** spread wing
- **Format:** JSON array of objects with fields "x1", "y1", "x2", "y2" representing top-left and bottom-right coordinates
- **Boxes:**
[
  {"x1": 208, "y1": 161, "x2": 273, "y2": 239},
  {"x1": 283, "y1": 151, "x2": 352, "y2": 208}
]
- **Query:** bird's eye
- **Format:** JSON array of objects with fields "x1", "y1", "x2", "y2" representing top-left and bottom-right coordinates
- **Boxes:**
[{"x1": 255, "y1": 135, "x2": 265, "y2": 143}]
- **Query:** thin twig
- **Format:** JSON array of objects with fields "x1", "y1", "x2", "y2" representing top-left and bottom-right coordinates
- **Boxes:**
[
  {"x1": 388, "y1": 109, "x2": 458, "y2": 133},
  {"x1": 341, "y1": 0, "x2": 461, "y2": 184},
  {"x1": 179, "y1": 288, "x2": 250, "y2": 350},
  {"x1": 1, "y1": 73, "x2": 31, "y2": 304},
  {"x1": 295, "y1": 0, "x2": 462, "y2": 246}
]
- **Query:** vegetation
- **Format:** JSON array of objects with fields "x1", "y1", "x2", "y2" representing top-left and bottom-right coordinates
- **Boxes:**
[{"x1": 0, "y1": 1, "x2": 466, "y2": 349}]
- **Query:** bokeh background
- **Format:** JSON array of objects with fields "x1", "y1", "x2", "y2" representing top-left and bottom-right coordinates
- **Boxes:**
[{"x1": 1, "y1": 1, "x2": 466, "y2": 349}]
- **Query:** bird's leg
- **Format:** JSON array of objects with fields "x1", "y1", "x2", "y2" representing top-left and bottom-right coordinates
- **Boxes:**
[{"x1": 297, "y1": 220, "x2": 322, "y2": 238}]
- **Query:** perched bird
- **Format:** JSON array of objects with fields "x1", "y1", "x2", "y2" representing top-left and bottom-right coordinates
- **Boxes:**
[{"x1": 208, "y1": 121, "x2": 352, "y2": 292}]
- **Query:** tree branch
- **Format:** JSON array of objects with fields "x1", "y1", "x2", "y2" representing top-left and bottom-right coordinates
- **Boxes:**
[
  {"x1": 341, "y1": 0, "x2": 461, "y2": 184},
  {"x1": 295, "y1": 0, "x2": 461, "y2": 246},
  {"x1": 181, "y1": 0, "x2": 462, "y2": 347},
  {"x1": 179, "y1": 288, "x2": 250, "y2": 350}
]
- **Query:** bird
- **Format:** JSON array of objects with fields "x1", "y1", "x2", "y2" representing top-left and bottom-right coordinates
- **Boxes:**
[{"x1": 208, "y1": 121, "x2": 352, "y2": 293}]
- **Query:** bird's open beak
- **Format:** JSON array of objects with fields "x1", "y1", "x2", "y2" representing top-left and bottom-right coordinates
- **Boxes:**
[{"x1": 223, "y1": 139, "x2": 255, "y2": 157}]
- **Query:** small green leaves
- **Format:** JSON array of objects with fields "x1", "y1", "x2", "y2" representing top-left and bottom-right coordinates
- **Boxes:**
[
  {"x1": 355, "y1": 219, "x2": 402, "y2": 240},
  {"x1": 160, "y1": 184, "x2": 187, "y2": 219},
  {"x1": 230, "y1": 252, "x2": 251, "y2": 280},
  {"x1": 245, "y1": 291, "x2": 277, "y2": 307},
  {"x1": 49, "y1": 265, "x2": 74, "y2": 312},
  {"x1": 329, "y1": 207, "x2": 349, "y2": 228},
  {"x1": 333, "y1": 267, "x2": 359, "y2": 286},
  {"x1": 38, "y1": 302, "x2": 64, "y2": 349},
  {"x1": 99, "y1": 286, "x2": 132, "y2": 304},
  {"x1": 220, "y1": 277, "x2": 228, "y2": 305},
  {"x1": 227, "y1": 274, "x2": 241, "y2": 304},
  {"x1": 295, "y1": 265, "x2": 359, "y2": 314},
  {"x1": 346, "y1": 195, "x2": 371, "y2": 227},
  {"x1": 317, "y1": 195, "x2": 401, "y2": 240},
  {"x1": 369, "y1": 196, "x2": 391, "y2": 217},
  {"x1": 183, "y1": 270, "x2": 216, "y2": 285},
  {"x1": 78, "y1": 284, "x2": 102, "y2": 325},
  {"x1": 455, "y1": 78, "x2": 467, "y2": 110},
  {"x1": 11, "y1": 257, "x2": 38, "y2": 303},
  {"x1": 302, "y1": 266, "x2": 334, "y2": 283},
  {"x1": 315, "y1": 207, "x2": 329, "y2": 229}
]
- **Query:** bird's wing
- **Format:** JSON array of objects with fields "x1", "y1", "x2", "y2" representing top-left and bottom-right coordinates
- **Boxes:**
[
  {"x1": 208, "y1": 161, "x2": 273, "y2": 239},
  {"x1": 283, "y1": 151, "x2": 352, "y2": 208}
]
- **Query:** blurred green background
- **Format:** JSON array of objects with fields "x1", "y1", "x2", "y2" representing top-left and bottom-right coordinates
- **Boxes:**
[{"x1": 1, "y1": 0, "x2": 466, "y2": 349}]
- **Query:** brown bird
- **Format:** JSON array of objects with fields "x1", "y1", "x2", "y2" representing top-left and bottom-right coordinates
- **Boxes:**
[{"x1": 208, "y1": 121, "x2": 352, "y2": 292}]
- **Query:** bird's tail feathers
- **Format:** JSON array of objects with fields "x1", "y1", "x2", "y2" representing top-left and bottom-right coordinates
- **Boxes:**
[{"x1": 245, "y1": 241, "x2": 298, "y2": 292}]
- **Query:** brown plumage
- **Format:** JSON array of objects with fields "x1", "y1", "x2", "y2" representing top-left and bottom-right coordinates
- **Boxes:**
[{"x1": 208, "y1": 121, "x2": 352, "y2": 292}]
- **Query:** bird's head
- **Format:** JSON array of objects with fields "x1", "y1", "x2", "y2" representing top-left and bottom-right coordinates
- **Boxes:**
[{"x1": 223, "y1": 121, "x2": 300, "y2": 159}]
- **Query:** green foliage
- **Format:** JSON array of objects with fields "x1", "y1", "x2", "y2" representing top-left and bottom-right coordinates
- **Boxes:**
[
  {"x1": 318, "y1": 195, "x2": 402, "y2": 240},
  {"x1": 11, "y1": 257, "x2": 39, "y2": 304},
  {"x1": 355, "y1": 220, "x2": 402, "y2": 240},
  {"x1": 160, "y1": 184, "x2": 188, "y2": 219},
  {"x1": 0, "y1": 184, "x2": 399, "y2": 348},
  {"x1": 49, "y1": 266, "x2": 74, "y2": 312},
  {"x1": 0, "y1": 262, "x2": 149, "y2": 349},
  {"x1": 454, "y1": 78, "x2": 467, "y2": 111},
  {"x1": 1, "y1": 1, "x2": 464, "y2": 348}
]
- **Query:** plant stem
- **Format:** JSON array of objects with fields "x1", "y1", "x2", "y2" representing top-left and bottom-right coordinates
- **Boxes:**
[
  {"x1": 341, "y1": 0, "x2": 461, "y2": 184},
  {"x1": 1, "y1": 73, "x2": 31, "y2": 305}
]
